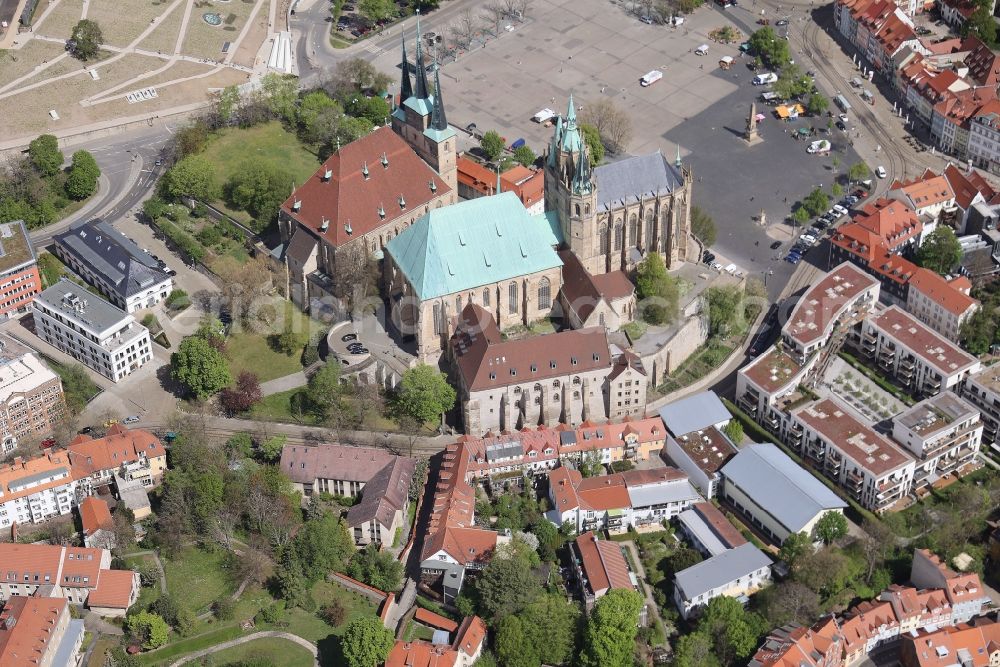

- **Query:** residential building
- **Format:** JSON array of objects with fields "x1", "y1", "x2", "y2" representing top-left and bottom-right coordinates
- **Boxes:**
[
  {"x1": 943, "y1": 162, "x2": 1000, "y2": 231},
  {"x1": 113, "y1": 471, "x2": 151, "y2": 520},
  {"x1": 781, "y1": 262, "x2": 881, "y2": 362},
  {"x1": 658, "y1": 390, "x2": 733, "y2": 436},
  {"x1": 386, "y1": 615, "x2": 487, "y2": 667},
  {"x1": 789, "y1": 398, "x2": 916, "y2": 513},
  {"x1": 891, "y1": 392, "x2": 983, "y2": 488},
  {"x1": 887, "y1": 171, "x2": 957, "y2": 228},
  {"x1": 840, "y1": 598, "x2": 902, "y2": 663},
  {"x1": 910, "y1": 548, "x2": 990, "y2": 622},
  {"x1": 720, "y1": 443, "x2": 847, "y2": 544},
  {"x1": 0, "y1": 543, "x2": 139, "y2": 615},
  {"x1": 449, "y1": 304, "x2": 645, "y2": 435},
  {"x1": 677, "y1": 501, "x2": 747, "y2": 557},
  {"x1": 900, "y1": 619, "x2": 1000, "y2": 667},
  {"x1": 960, "y1": 364, "x2": 1000, "y2": 452},
  {"x1": 0, "y1": 221, "x2": 41, "y2": 319},
  {"x1": 0, "y1": 333, "x2": 65, "y2": 454},
  {"x1": 572, "y1": 531, "x2": 638, "y2": 608},
  {"x1": 546, "y1": 466, "x2": 700, "y2": 533},
  {"x1": 672, "y1": 542, "x2": 772, "y2": 619},
  {"x1": 905, "y1": 267, "x2": 979, "y2": 340},
  {"x1": 79, "y1": 496, "x2": 114, "y2": 550},
  {"x1": 544, "y1": 96, "x2": 693, "y2": 276},
  {"x1": 66, "y1": 425, "x2": 167, "y2": 491},
  {"x1": 663, "y1": 426, "x2": 738, "y2": 498},
  {"x1": 279, "y1": 444, "x2": 416, "y2": 546},
  {"x1": 748, "y1": 617, "x2": 844, "y2": 667},
  {"x1": 736, "y1": 346, "x2": 815, "y2": 438},
  {"x1": 385, "y1": 193, "x2": 564, "y2": 362},
  {"x1": 0, "y1": 451, "x2": 81, "y2": 530},
  {"x1": 0, "y1": 597, "x2": 84, "y2": 667},
  {"x1": 854, "y1": 305, "x2": 981, "y2": 395},
  {"x1": 456, "y1": 157, "x2": 546, "y2": 214},
  {"x1": 53, "y1": 219, "x2": 172, "y2": 313},
  {"x1": 556, "y1": 249, "x2": 635, "y2": 331},
  {"x1": 32, "y1": 279, "x2": 152, "y2": 382}
]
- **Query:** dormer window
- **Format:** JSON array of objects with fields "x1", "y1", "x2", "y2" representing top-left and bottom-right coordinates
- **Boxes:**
[
  {"x1": 429, "y1": 180, "x2": 437, "y2": 192},
  {"x1": 362, "y1": 162, "x2": 369, "y2": 180},
  {"x1": 381, "y1": 152, "x2": 389, "y2": 168},
  {"x1": 378, "y1": 203, "x2": 386, "y2": 219},
  {"x1": 399, "y1": 194, "x2": 406, "y2": 209},
  {"x1": 510, "y1": 369, "x2": 517, "y2": 376}
]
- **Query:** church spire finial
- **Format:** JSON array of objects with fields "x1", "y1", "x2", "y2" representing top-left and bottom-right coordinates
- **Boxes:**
[
  {"x1": 675, "y1": 144, "x2": 682, "y2": 168},
  {"x1": 430, "y1": 57, "x2": 448, "y2": 131},
  {"x1": 566, "y1": 93, "x2": 577, "y2": 128},
  {"x1": 399, "y1": 27, "x2": 413, "y2": 102},
  {"x1": 413, "y1": 12, "x2": 429, "y2": 100}
]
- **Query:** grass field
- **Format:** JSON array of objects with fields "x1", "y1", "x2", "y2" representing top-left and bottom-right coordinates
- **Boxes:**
[
  {"x1": 163, "y1": 547, "x2": 235, "y2": 615},
  {"x1": 33, "y1": 0, "x2": 84, "y2": 37},
  {"x1": 204, "y1": 638, "x2": 315, "y2": 667},
  {"x1": 0, "y1": 42, "x2": 67, "y2": 88},
  {"x1": 136, "y1": 0, "x2": 188, "y2": 55},
  {"x1": 225, "y1": 304, "x2": 320, "y2": 382},
  {"x1": 86, "y1": 0, "x2": 169, "y2": 47},
  {"x1": 249, "y1": 388, "x2": 320, "y2": 425},
  {"x1": 200, "y1": 122, "x2": 321, "y2": 192},
  {"x1": 181, "y1": 0, "x2": 261, "y2": 61},
  {"x1": 87, "y1": 637, "x2": 120, "y2": 667}
]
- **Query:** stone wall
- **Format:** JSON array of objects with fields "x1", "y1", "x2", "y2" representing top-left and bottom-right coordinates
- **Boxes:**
[{"x1": 641, "y1": 313, "x2": 710, "y2": 388}]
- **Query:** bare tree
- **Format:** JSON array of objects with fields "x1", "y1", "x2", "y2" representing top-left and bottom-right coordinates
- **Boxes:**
[
  {"x1": 48, "y1": 520, "x2": 76, "y2": 546},
  {"x1": 482, "y1": 2, "x2": 506, "y2": 36},
  {"x1": 210, "y1": 504, "x2": 241, "y2": 552},
  {"x1": 859, "y1": 519, "x2": 894, "y2": 583},
  {"x1": 236, "y1": 540, "x2": 271, "y2": 586},
  {"x1": 503, "y1": 0, "x2": 528, "y2": 20},
  {"x1": 451, "y1": 9, "x2": 481, "y2": 49},
  {"x1": 580, "y1": 98, "x2": 633, "y2": 154}
]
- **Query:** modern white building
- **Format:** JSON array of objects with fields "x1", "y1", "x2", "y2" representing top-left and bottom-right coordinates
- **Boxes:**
[
  {"x1": 0, "y1": 334, "x2": 65, "y2": 455},
  {"x1": 891, "y1": 392, "x2": 983, "y2": 488},
  {"x1": 0, "y1": 451, "x2": 81, "y2": 530},
  {"x1": 960, "y1": 365, "x2": 1000, "y2": 452},
  {"x1": 672, "y1": 542, "x2": 773, "y2": 619},
  {"x1": 32, "y1": 279, "x2": 152, "y2": 382}
]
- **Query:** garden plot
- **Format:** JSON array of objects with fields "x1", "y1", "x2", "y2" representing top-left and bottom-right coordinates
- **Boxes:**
[
  {"x1": 85, "y1": 0, "x2": 173, "y2": 48},
  {"x1": 182, "y1": 0, "x2": 261, "y2": 62},
  {"x1": 822, "y1": 357, "x2": 906, "y2": 422}
]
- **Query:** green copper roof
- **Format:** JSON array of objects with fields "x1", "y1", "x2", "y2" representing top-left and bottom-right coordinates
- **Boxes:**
[
  {"x1": 423, "y1": 125, "x2": 456, "y2": 142},
  {"x1": 532, "y1": 210, "x2": 564, "y2": 246},
  {"x1": 560, "y1": 94, "x2": 582, "y2": 153},
  {"x1": 386, "y1": 192, "x2": 563, "y2": 300},
  {"x1": 404, "y1": 95, "x2": 433, "y2": 116}
]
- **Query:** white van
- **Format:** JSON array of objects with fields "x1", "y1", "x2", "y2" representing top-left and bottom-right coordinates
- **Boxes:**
[
  {"x1": 640, "y1": 70, "x2": 663, "y2": 87},
  {"x1": 753, "y1": 72, "x2": 778, "y2": 85},
  {"x1": 695, "y1": 44, "x2": 709, "y2": 56}
]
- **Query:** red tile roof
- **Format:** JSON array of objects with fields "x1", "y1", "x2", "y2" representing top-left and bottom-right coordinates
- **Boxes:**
[
  {"x1": 691, "y1": 501, "x2": 747, "y2": 549},
  {"x1": 869, "y1": 306, "x2": 979, "y2": 375},
  {"x1": 0, "y1": 597, "x2": 67, "y2": 667},
  {"x1": 87, "y1": 569, "x2": 136, "y2": 609},
  {"x1": 0, "y1": 451, "x2": 75, "y2": 506},
  {"x1": 905, "y1": 622, "x2": 1000, "y2": 667},
  {"x1": 500, "y1": 166, "x2": 544, "y2": 210},
  {"x1": 414, "y1": 608, "x2": 458, "y2": 632},
  {"x1": 79, "y1": 496, "x2": 113, "y2": 536},
  {"x1": 558, "y1": 250, "x2": 634, "y2": 322},
  {"x1": 576, "y1": 531, "x2": 633, "y2": 595},
  {"x1": 783, "y1": 262, "x2": 879, "y2": 347},
  {"x1": 66, "y1": 427, "x2": 165, "y2": 476},
  {"x1": 908, "y1": 267, "x2": 978, "y2": 316},
  {"x1": 457, "y1": 157, "x2": 497, "y2": 196},
  {"x1": 279, "y1": 126, "x2": 450, "y2": 247},
  {"x1": 749, "y1": 617, "x2": 842, "y2": 667},
  {"x1": 965, "y1": 35, "x2": 1000, "y2": 86},
  {"x1": 943, "y1": 163, "x2": 998, "y2": 209}
]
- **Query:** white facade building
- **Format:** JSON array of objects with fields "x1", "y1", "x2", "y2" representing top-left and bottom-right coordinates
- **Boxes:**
[
  {"x1": 891, "y1": 392, "x2": 983, "y2": 487},
  {"x1": 0, "y1": 451, "x2": 82, "y2": 530},
  {"x1": 32, "y1": 279, "x2": 152, "y2": 382}
]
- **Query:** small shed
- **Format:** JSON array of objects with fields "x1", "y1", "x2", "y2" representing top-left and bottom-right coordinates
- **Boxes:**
[{"x1": 719, "y1": 55, "x2": 734, "y2": 69}]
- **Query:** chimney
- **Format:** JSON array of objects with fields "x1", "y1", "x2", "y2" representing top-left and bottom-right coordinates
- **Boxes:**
[
  {"x1": 362, "y1": 161, "x2": 369, "y2": 180},
  {"x1": 292, "y1": 199, "x2": 301, "y2": 212},
  {"x1": 323, "y1": 168, "x2": 332, "y2": 181},
  {"x1": 381, "y1": 152, "x2": 389, "y2": 168}
]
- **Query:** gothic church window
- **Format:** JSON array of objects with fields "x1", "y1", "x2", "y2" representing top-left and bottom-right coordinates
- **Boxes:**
[
  {"x1": 614, "y1": 224, "x2": 623, "y2": 251},
  {"x1": 645, "y1": 210, "x2": 655, "y2": 249},
  {"x1": 629, "y1": 214, "x2": 638, "y2": 247},
  {"x1": 433, "y1": 303, "x2": 442, "y2": 334},
  {"x1": 508, "y1": 282, "x2": 518, "y2": 314},
  {"x1": 483, "y1": 288, "x2": 490, "y2": 306},
  {"x1": 538, "y1": 277, "x2": 551, "y2": 310},
  {"x1": 599, "y1": 225, "x2": 609, "y2": 253}
]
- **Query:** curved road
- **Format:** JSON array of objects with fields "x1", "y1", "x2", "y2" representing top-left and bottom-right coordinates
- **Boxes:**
[{"x1": 166, "y1": 631, "x2": 318, "y2": 667}]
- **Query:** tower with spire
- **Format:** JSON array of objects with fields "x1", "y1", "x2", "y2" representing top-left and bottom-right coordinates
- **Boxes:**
[
  {"x1": 544, "y1": 94, "x2": 600, "y2": 273},
  {"x1": 390, "y1": 17, "x2": 457, "y2": 192}
]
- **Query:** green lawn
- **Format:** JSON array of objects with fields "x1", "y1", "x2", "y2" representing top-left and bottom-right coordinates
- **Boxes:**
[
  {"x1": 199, "y1": 637, "x2": 315, "y2": 667},
  {"x1": 139, "y1": 625, "x2": 244, "y2": 667},
  {"x1": 163, "y1": 547, "x2": 235, "y2": 615},
  {"x1": 249, "y1": 388, "x2": 320, "y2": 424},
  {"x1": 279, "y1": 580, "x2": 376, "y2": 645},
  {"x1": 403, "y1": 620, "x2": 435, "y2": 642},
  {"x1": 200, "y1": 122, "x2": 321, "y2": 192},
  {"x1": 124, "y1": 554, "x2": 162, "y2": 611},
  {"x1": 226, "y1": 305, "x2": 322, "y2": 382}
]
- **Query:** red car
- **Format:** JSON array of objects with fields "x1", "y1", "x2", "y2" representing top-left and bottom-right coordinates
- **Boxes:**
[{"x1": 41, "y1": 438, "x2": 57, "y2": 448}]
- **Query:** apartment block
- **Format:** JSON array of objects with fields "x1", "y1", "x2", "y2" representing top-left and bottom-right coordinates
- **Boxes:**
[
  {"x1": 66, "y1": 425, "x2": 167, "y2": 490},
  {"x1": 905, "y1": 268, "x2": 978, "y2": 341},
  {"x1": 0, "y1": 221, "x2": 42, "y2": 319},
  {"x1": 0, "y1": 333, "x2": 65, "y2": 455},
  {"x1": 32, "y1": 279, "x2": 152, "y2": 382},
  {"x1": 0, "y1": 597, "x2": 84, "y2": 667},
  {"x1": 959, "y1": 364, "x2": 1000, "y2": 452},
  {"x1": 0, "y1": 451, "x2": 81, "y2": 530},
  {"x1": 854, "y1": 306, "x2": 981, "y2": 396},
  {"x1": 891, "y1": 392, "x2": 983, "y2": 488},
  {"x1": 736, "y1": 346, "x2": 815, "y2": 439}
]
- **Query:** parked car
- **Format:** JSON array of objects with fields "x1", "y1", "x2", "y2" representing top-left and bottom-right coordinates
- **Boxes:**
[
  {"x1": 876, "y1": 165, "x2": 887, "y2": 178},
  {"x1": 776, "y1": 19, "x2": 789, "y2": 25},
  {"x1": 710, "y1": 261, "x2": 723, "y2": 271},
  {"x1": 341, "y1": 333, "x2": 357, "y2": 342},
  {"x1": 703, "y1": 251, "x2": 716, "y2": 264},
  {"x1": 833, "y1": 204, "x2": 848, "y2": 216},
  {"x1": 639, "y1": 15, "x2": 654, "y2": 24},
  {"x1": 836, "y1": 120, "x2": 847, "y2": 131},
  {"x1": 785, "y1": 252, "x2": 801, "y2": 264},
  {"x1": 123, "y1": 415, "x2": 140, "y2": 425},
  {"x1": 769, "y1": 240, "x2": 782, "y2": 249}
]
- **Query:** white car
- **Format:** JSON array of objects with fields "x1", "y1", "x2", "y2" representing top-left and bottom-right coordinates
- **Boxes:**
[
  {"x1": 876, "y1": 165, "x2": 887, "y2": 178},
  {"x1": 832, "y1": 204, "x2": 848, "y2": 216},
  {"x1": 123, "y1": 415, "x2": 140, "y2": 424},
  {"x1": 800, "y1": 234, "x2": 817, "y2": 245},
  {"x1": 710, "y1": 261, "x2": 723, "y2": 271}
]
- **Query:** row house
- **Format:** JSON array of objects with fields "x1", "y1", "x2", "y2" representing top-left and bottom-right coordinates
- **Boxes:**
[
  {"x1": 789, "y1": 398, "x2": 916, "y2": 513},
  {"x1": 841, "y1": 599, "x2": 902, "y2": 663},
  {"x1": 944, "y1": 162, "x2": 1000, "y2": 233},
  {"x1": 0, "y1": 597, "x2": 84, "y2": 667},
  {"x1": 902, "y1": 621, "x2": 1000, "y2": 667},
  {"x1": 891, "y1": 391, "x2": 983, "y2": 487},
  {"x1": 910, "y1": 548, "x2": 990, "y2": 622},
  {"x1": 66, "y1": 425, "x2": 167, "y2": 491},
  {"x1": 749, "y1": 617, "x2": 844, "y2": 667},
  {"x1": 853, "y1": 305, "x2": 981, "y2": 396},
  {"x1": 546, "y1": 466, "x2": 700, "y2": 533},
  {"x1": 836, "y1": 0, "x2": 922, "y2": 76},
  {"x1": 781, "y1": 262, "x2": 881, "y2": 363},
  {"x1": 905, "y1": 268, "x2": 978, "y2": 341}
]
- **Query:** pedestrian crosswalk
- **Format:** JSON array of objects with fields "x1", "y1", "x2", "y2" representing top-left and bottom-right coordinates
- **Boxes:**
[{"x1": 362, "y1": 42, "x2": 384, "y2": 55}]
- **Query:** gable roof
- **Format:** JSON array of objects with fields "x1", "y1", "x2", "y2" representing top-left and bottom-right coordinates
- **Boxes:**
[
  {"x1": 0, "y1": 597, "x2": 68, "y2": 667},
  {"x1": 558, "y1": 250, "x2": 634, "y2": 322},
  {"x1": 79, "y1": 496, "x2": 113, "y2": 536},
  {"x1": 386, "y1": 192, "x2": 562, "y2": 300},
  {"x1": 87, "y1": 569, "x2": 136, "y2": 609},
  {"x1": 673, "y1": 542, "x2": 772, "y2": 600},
  {"x1": 279, "y1": 126, "x2": 449, "y2": 248},
  {"x1": 593, "y1": 151, "x2": 685, "y2": 211},
  {"x1": 279, "y1": 443, "x2": 398, "y2": 485},
  {"x1": 658, "y1": 391, "x2": 731, "y2": 435},
  {"x1": 721, "y1": 443, "x2": 846, "y2": 534},
  {"x1": 576, "y1": 531, "x2": 633, "y2": 595},
  {"x1": 908, "y1": 267, "x2": 978, "y2": 316},
  {"x1": 345, "y1": 455, "x2": 417, "y2": 529},
  {"x1": 54, "y1": 219, "x2": 169, "y2": 299},
  {"x1": 66, "y1": 427, "x2": 165, "y2": 476}
]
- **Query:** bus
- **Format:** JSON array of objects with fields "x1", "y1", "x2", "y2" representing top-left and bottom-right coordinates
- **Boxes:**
[{"x1": 640, "y1": 70, "x2": 663, "y2": 87}]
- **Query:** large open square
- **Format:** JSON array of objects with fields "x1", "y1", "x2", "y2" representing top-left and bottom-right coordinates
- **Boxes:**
[{"x1": 371, "y1": 0, "x2": 864, "y2": 290}]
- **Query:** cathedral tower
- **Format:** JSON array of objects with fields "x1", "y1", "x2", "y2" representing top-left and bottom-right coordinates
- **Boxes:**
[{"x1": 390, "y1": 19, "x2": 457, "y2": 192}]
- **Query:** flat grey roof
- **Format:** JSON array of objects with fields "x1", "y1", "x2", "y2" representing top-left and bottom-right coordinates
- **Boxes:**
[
  {"x1": 658, "y1": 391, "x2": 732, "y2": 436},
  {"x1": 626, "y1": 479, "x2": 699, "y2": 509},
  {"x1": 674, "y1": 543, "x2": 772, "y2": 600},
  {"x1": 51, "y1": 619, "x2": 85, "y2": 667},
  {"x1": 720, "y1": 443, "x2": 846, "y2": 534},
  {"x1": 35, "y1": 279, "x2": 132, "y2": 334}
]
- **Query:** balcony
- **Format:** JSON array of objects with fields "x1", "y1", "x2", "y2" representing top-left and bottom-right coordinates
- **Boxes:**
[{"x1": 738, "y1": 396, "x2": 758, "y2": 415}]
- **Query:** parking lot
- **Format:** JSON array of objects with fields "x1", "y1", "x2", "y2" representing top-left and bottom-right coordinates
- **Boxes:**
[{"x1": 369, "y1": 0, "x2": 866, "y2": 293}]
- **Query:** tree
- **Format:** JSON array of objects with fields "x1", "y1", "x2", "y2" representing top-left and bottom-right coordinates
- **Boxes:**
[
  {"x1": 802, "y1": 188, "x2": 830, "y2": 217},
  {"x1": 324, "y1": 58, "x2": 393, "y2": 101},
  {"x1": 672, "y1": 632, "x2": 720, "y2": 667},
  {"x1": 480, "y1": 131, "x2": 505, "y2": 162},
  {"x1": 749, "y1": 27, "x2": 790, "y2": 68},
  {"x1": 722, "y1": 419, "x2": 743, "y2": 444},
  {"x1": 960, "y1": 307, "x2": 995, "y2": 355},
  {"x1": 341, "y1": 616, "x2": 395, "y2": 667},
  {"x1": 578, "y1": 450, "x2": 604, "y2": 478},
  {"x1": 496, "y1": 615, "x2": 540, "y2": 667},
  {"x1": 260, "y1": 73, "x2": 299, "y2": 123},
  {"x1": 259, "y1": 434, "x2": 287, "y2": 463},
  {"x1": 306, "y1": 362, "x2": 343, "y2": 418},
  {"x1": 579, "y1": 589, "x2": 644, "y2": 667},
  {"x1": 174, "y1": 121, "x2": 210, "y2": 158},
  {"x1": 807, "y1": 93, "x2": 829, "y2": 116},
  {"x1": 163, "y1": 155, "x2": 219, "y2": 202},
  {"x1": 321, "y1": 600, "x2": 348, "y2": 627},
  {"x1": 917, "y1": 225, "x2": 963, "y2": 275},
  {"x1": 580, "y1": 98, "x2": 632, "y2": 154},
  {"x1": 225, "y1": 159, "x2": 291, "y2": 227},
  {"x1": 700, "y1": 596, "x2": 767, "y2": 665},
  {"x1": 345, "y1": 95, "x2": 391, "y2": 126},
  {"x1": 706, "y1": 285, "x2": 744, "y2": 337},
  {"x1": 794, "y1": 547, "x2": 860, "y2": 599},
  {"x1": 668, "y1": 546, "x2": 703, "y2": 573},
  {"x1": 69, "y1": 19, "x2": 103, "y2": 60},
  {"x1": 347, "y1": 544, "x2": 404, "y2": 592},
  {"x1": 292, "y1": 511, "x2": 353, "y2": 581},
  {"x1": 513, "y1": 145, "x2": 536, "y2": 167},
  {"x1": 831, "y1": 182, "x2": 844, "y2": 197},
  {"x1": 357, "y1": 0, "x2": 397, "y2": 23},
  {"x1": 126, "y1": 611, "x2": 169, "y2": 650},
  {"x1": 297, "y1": 91, "x2": 343, "y2": 145},
  {"x1": 635, "y1": 252, "x2": 680, "y2": 325},
  {"x1": 579, "y1": 123, "x2": 605, "y2": 164},
  {"x1": 27, "y1": 134, "x2": 63, "y2": 176},
  {"x1": 171, "y1": 336, "x2": 232, "y2": 399},
  {"x1": 691, "y1": 206, "x2": 716, "y2": 246},
  {"x1": 64, "y1": 149, "x2": 101, "y2": 200},
  {"x1": 792, "y1": 206, "x2": 810, "y2": 227},
  {"x1": 814, "y1": 511, "x2": 848, "y2": 545},
  {"x1": 859, "y1": 518, "x2": 894, "y2": 583},
  {"x1": 522, "y1": 594, "x2": 580, "y2": 665},
  {"x1": 847, "y1": 161, "x2": 870, "y2": 184},
  {"x1": 475, "y1": 552, "x2": 543, "y2": 621},
  {"x1": 395, "y1": 364, "x2": 456, "y2": 424},
  {"x1": 756, "y1": 581, "x2": 820, "y2": 628},
  {"x1": 967, "y1": 6, "x2": 997, "y2": 45},
  {"x1": 219, "y1": 371, "x2": 262, "y2": 415},
  {"x1": 779, "y1": 531, "x2": 813, "y2": 570}
]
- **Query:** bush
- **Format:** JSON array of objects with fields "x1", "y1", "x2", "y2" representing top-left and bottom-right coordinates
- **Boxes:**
[
  {"x1": 153, "y1": 217, "x2": 206, "y2": 263},
  {"x1": 165, "y1": 288, "x2": 189, "y2": 308},
  {"x1": 258, "y1": 601, "x2": 286, "y2": 624},
  {"x1": 213, "y1": 596, "x2": 236, "y2": 621},
  {"x1": 197, "y1": 225, "x2": 223, "y2": 247},
  {"x1": 320, "y1": 600, "x2": 347, "y2": 627}
]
